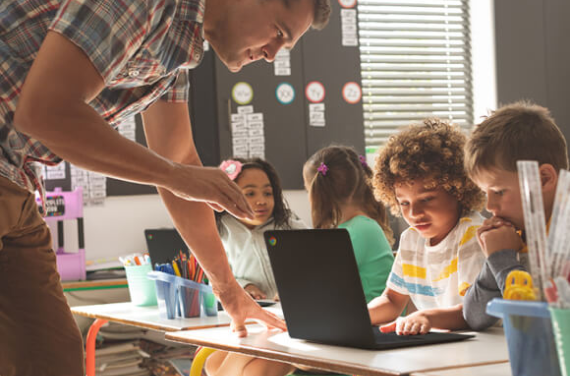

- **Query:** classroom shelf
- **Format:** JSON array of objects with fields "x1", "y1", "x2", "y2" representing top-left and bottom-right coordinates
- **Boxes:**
[{"x1": 62, "y1": 279, "x2": 128, "y2": 292}]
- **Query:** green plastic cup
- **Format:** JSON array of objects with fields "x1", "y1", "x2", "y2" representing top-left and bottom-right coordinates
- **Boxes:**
[
  {"x1": 125, "y1": 264, "x2": 158, "y2": 306},
  {"x1": 550, "y1": 307, "x2": 570, "y2": 376},
  {"x1": 202, "y1": 290, "x2": 218, "y2": 317}
]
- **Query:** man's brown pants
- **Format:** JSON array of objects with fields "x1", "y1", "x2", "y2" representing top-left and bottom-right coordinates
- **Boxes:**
[{"x1": 0, "y1": 176, "x2": 84, "y2": 376}]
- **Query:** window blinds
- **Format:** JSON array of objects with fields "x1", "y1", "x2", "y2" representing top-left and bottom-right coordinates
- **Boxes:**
[{"x1": 357, "y1": 0, "x2": 473, "y2": 149}]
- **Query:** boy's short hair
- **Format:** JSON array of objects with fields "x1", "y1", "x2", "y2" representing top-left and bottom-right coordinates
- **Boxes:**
[
  {"x1": 465, "y1": 101, "x2": 569, "y2": 179},
  {"x1": 373, "y1": 118, "x2": 485, "y2": 217}
]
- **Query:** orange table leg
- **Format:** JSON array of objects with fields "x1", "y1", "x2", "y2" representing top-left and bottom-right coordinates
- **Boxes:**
[{"x1": 85, "y1": 318, "x2": 108, "y2": 376}]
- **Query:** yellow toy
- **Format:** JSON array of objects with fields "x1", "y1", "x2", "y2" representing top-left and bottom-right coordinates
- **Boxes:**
[{"x1": 503, "y1": 270, "x2": 537, "y2": 301}]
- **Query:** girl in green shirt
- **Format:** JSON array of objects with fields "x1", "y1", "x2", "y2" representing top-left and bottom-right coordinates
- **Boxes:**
[{"x1": 302, "y1": 145, "x2": 395, "y2": 303}]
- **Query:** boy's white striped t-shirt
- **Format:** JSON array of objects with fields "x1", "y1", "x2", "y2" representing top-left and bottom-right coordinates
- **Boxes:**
[{"x1": 387, "y1": 211, "x2": 486, "y2": 311}]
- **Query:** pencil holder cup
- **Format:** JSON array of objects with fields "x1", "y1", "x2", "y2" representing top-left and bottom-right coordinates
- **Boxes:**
[
  {"x1": 124, "y1": 264, "x2": 157, "y2": 307},
  {"x1": 550, "y1": 307, "x2": 570, "y2": 376},
  {"x1": 203, "y1": 290, "x2": 218, "y2": 317},
  {"x1": 177, "y1": 278, "x2": 218, "y2": 318},
  {"x1": 147, "y1": 271, "x2": 178, "y2": 319},
  {"x1": 147, "y1": 271, "x2": 218, "y2": 319},
  {"x1": 487, "y1": 298, "x2": 561, "y2": 376}
]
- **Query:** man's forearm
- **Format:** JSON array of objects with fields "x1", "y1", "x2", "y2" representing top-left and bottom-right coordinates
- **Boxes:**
[
  {"x1": 17, "y1": 99, "x2": 176, "y2": 189},
  {"x1": 158, "y1": 187, "x2": 235, "y2": 287}
]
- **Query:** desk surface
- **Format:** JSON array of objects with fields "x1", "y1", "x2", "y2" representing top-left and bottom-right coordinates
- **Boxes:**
[
  {"x1": 411, "y1": 362, "x2": 511, "y2": 376},
  {"x1": 71, "y1": 302, "x2": 235, "y2": 332},
  {"x1": 165, "y1": 325, "x2": 508, "y2": 376}
]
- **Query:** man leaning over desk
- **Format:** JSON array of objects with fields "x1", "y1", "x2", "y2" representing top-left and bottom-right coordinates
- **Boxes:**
[{"x1": 0, "y1": 0, "x2": 331, "y2": 374}]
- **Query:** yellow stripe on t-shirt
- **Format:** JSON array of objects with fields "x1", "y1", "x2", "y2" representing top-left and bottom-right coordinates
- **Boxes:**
[
  {"x1": 402, "y1": 264, "x2": 426, "y2": 279},
  {"x1": 459, "y1": 225, "x2": 478, "y2": 246},
  {"x1": 433, "y1": 257, "x2": 458, "y2": 281}
]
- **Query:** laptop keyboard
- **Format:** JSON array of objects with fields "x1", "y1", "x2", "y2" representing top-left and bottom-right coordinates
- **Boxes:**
[{"x1": 373, "y1": 328, "x2": 426, "y2": 343}]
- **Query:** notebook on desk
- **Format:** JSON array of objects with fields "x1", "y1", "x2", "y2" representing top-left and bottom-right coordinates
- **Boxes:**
[
  {"x1": 144, "y1": 228, "x2": 189, "y2": 266},
  {"x1": 263, "y1": 229, "x2": 474, "y2": 350}
]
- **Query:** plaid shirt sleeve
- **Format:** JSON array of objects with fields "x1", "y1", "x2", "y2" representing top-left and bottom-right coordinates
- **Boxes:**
[
  {"x1": 48, "y1": 0, "x2": 159, "y2": 84},
  {"x1": 161, "y1": 69, "x2": 190, "y2": 103}
]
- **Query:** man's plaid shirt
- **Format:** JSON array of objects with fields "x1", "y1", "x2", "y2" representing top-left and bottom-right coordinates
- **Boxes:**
[{"x1": 0, "y1": 0, "x2": 205, "y2": 195}]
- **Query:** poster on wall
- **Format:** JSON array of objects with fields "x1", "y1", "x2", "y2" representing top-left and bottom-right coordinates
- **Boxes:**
[
  {"x1": 230, "y1": 87, "x2": 267, "y2": 159},
  {"x1": 306, "y1": 81, "x2": 326, "y2": 127}
]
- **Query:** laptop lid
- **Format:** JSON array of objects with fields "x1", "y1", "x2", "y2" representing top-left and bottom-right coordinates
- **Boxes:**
[
  {"x1": 264, "y1": 229, "x2": 379, "y2": 348},
  {"x1": 144, "y1": 228, "x2": 189, "y2": 266},
  {"x1": 264, "y1": 229, "x2": 474, "y2": 350}
]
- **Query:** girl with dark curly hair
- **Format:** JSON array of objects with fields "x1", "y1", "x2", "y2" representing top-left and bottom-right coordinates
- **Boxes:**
[{"x1": 215, "y1": 158, "x2": 306, "y2": 301}]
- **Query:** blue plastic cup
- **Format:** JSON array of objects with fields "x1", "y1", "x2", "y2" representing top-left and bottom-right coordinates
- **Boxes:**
[
  {"x1": 487, "y1": 298, "x2": 561, "y2": 376},
  {"x1": 177, "y1": 277, "x2": 218, "y2": 318},
  {"x1": 179, "y1": 281, "x2": 202, "y2": 318},
  {"x1": 147, "y1": 271, "x2": 178, "y2": 319}
]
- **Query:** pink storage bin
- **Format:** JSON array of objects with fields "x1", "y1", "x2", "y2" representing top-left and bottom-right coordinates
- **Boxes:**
[{"x1": 37, "y1": 187, "x2": 86, "y2": 281}]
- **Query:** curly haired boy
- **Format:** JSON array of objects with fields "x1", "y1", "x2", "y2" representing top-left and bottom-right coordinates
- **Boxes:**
[{"x1": 369, "y1": 118, "x2": 486, "y2": 335}]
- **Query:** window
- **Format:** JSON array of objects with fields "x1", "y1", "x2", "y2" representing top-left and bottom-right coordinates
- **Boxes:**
[{"x1": 357, "y1": 0, "x2": 473, "y2": 153}]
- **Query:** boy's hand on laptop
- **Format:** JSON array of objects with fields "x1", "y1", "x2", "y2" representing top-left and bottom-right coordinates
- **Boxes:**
[
  {"x1": 216, "y1": 281, "x2": 286, "y2": 338},
  {"x1": 477, "y1": 218, "x2": 522, "y2": 258},
  {"x1": 244, "y1": 284, "x2": 267, "y2": 300},
  {"x1": 380, "y1": 313, "x2": 431, "y2": 336}
]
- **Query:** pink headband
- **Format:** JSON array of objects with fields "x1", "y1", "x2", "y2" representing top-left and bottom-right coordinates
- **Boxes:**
[{"x1": 219, "y1": 159, "x2": 243, "y2": 180}]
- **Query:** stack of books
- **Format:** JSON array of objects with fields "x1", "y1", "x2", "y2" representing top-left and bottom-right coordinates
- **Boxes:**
[{"x1": 95, "y1": 340, "x2": 150, "y2": 376}]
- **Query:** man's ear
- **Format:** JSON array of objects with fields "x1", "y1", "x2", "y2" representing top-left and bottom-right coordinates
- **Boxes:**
[{"x1": 539, "y1": 163, "x2": 558, "y2": 193}]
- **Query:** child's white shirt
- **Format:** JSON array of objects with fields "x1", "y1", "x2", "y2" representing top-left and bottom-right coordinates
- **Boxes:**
[
  {"x1": 220, "y1": 215, "x2": 307, "y2": 298},
  {"x1": 387, "y1": 211, "x2": 486, "y2": 311}
]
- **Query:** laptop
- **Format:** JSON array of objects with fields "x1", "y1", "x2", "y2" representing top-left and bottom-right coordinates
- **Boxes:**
[
  {"x1": 144, "y1": 228, "x2": 189, "y2": 266},
  {"x1": 263, "y1": 229, "x2": 474, "y2": 350}
]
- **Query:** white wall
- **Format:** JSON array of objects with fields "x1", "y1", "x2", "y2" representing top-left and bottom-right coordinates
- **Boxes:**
[
  {"x1": 471, "y1": 0, "x2": 497, "y2": 121},
  {"x1": 64, "y1": 0, "x2": 495, "y2": 262},
  {"x1": 64, "y1": 190, "x2": 310, "y2": 261}
]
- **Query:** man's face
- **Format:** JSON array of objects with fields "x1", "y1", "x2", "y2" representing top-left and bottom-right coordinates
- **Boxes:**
[
  {"x1": 473, "y1": 168, "x2": 525, "y2": 229},
  {"x1": 204, "y1": 0, "x2": 314, "y2": 72}
]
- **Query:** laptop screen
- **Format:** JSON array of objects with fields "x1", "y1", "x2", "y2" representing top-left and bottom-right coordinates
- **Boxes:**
[
  {"x1": 144, "y1": 228, "x2": 189, "y2": 266},
  {"x1": 264, "y1": 229, "x2": 379, "y2": 348}
]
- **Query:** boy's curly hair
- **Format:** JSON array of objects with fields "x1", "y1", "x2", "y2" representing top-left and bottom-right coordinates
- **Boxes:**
[{"x1": 373, "y1": 118, "x2": 485, "y2": 217}]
